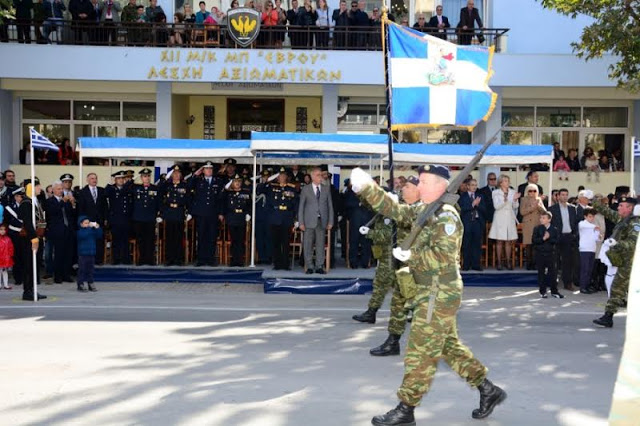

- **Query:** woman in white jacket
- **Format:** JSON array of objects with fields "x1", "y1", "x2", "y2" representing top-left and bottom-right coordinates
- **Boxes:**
[{"x1": 489, "y1": 174, "x2": 520, "y2": 270}]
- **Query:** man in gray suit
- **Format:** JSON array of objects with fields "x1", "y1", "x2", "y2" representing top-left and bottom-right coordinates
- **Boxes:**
[{"x1": 298, "y1": 167, "x2": 334, "y2": 274}]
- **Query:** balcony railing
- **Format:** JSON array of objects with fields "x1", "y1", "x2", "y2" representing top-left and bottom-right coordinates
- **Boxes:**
[{"x1": 0, "y1": 20, "x2": 509, "y2": 51}]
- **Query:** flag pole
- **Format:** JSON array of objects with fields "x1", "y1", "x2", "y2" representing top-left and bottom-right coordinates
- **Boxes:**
[
  {"x1": 382, "y1": 13, "x2": 394, "y2": 190},
  {"x1": 29, "y1": 127, "x2": 38, "y2": 302}
]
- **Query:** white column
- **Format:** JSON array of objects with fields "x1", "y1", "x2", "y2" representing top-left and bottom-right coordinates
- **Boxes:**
[
  {"x1": 156, "y1": 82, "x2": 173, "y2": 139},
  {"x1": 0, "y1": 89, "x2": 14, "y2": 170},
  {"x1": 321, "y1": 84, "x2": 338, "y2": 134}
]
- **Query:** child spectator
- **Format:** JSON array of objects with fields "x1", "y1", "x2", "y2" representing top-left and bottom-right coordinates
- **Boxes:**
[
  {"x1": 578, "y1": 208, "x2": 601, "y2": 294},
  {"x1": 0, "y1": 224, "x2": 13, "y2": 289},
  {"x1": 553, "y1": 154, "x2": 571, "y2": 180},
  {"x1": 584, "y1": 153, "x2": 601, "y2": 182},
  {"x1": 532, "y1": 211, "x2": 564, "y2": 298},
  {"x1": 77, "y1": 215, "x2": 103, "y2": 292}
]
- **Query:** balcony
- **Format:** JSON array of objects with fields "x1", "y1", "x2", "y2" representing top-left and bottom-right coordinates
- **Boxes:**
[{"x1": 0, "y1": 20, "x2": 509, "y2": 51}]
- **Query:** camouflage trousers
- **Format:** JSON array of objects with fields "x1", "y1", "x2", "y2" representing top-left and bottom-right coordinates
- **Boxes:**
[
  {"x1": 368, "y1": 258, "x2": 396, "y2": 310},
  {"x1": 388, "y1": 282, "x2": 409, "y2": 336},
  {"x1": 606, "y1": 267, "x2": 630, "y2": 315},
  {"x1": 397, "y1": 284, "x2": 488, "y2": 407}
]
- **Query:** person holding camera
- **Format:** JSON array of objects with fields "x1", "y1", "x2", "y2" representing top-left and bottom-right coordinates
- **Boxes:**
[{"x1": 76, "y1": 215, "x2": 103, "y2": 292}]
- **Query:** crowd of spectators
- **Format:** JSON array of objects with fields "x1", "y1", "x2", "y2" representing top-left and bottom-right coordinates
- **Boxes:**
[
  {"x1": 0, "y1": 0, "x2": 491, "y2": 49},
  {"x1": 552, "y1": 143, "x2": 625, "y2": 182}
]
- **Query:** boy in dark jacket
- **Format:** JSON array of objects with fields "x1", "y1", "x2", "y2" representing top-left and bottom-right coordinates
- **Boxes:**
[
  {"x1": 532, "y1": 211, "x2": 564, "y2": 299},
  {"x1": 77, "y1": 215, "x2": 103, "y2": 292}
]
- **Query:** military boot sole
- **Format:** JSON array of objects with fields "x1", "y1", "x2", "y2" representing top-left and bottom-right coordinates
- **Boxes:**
[
  {"x1": 593, "y1": 319, "x2": 613, "y2": 328},
  {"x1": 472, "y1": 387, "x2": 507, "y2": 419},
  {"x1": 371, "y1": 418, "x2": 416, "y2": 426},
  {"x1": 370, "y1": 345, "x2": 400, "y2": 356},
  {"x1": 352, "y1": 315, "x2": 376, "y2": 324}
]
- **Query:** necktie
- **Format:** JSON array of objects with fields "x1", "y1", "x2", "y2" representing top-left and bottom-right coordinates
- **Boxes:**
[
  {"x1": 91, "y1": 187, "x2": 97, "y2": 202},
  {"x1": 61, "y1": 199, "x2": 68, "y2": 227},
  {"x1": 315, "y1": 185, "x2": 320, "y2": 200}
]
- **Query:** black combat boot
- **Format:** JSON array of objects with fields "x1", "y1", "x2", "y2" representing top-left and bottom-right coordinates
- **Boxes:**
[
  {"x1": 371, "y1": 402, "x2": 416, "y2": 426},
  {"x1": 472, "y1": 378, "x2": 507, "y2": 419},
  {"x1": 353, "y1": 307, "x2": 377, "y2": 324},
  {"x1": 593, "y1": 312, "x2": 613, "y2": 328},
  {"x1": 370, "y1": 334, "x2": 401, "y2": 356}
]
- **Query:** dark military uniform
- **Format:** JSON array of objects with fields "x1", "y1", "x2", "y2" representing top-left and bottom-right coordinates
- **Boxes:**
[
  {"x1": 14, "y1": 188, "x2": 44, "y2": 300},
  {"x1": 219, "y1": 158, "x2": 238, "y2": 187},
  {"x1": 255, "y1": 171, "x2": 272, "y2": 264},
  {"x1": 131, "y1": 169, "x2": 161, "y2": 265},
  {"x1": 105, "y1": 172, "x2": 133, "y2": 264},
  {"x1": 222, "y1": 176, "x2": 252, "y2": 266},
  {"x1": 188, "y1": 162, "x2": 223, "y2": 266},
  {"x1": 344, "y1": 187, "x2": 374, "y2": 268},
  {"x1": 259, "y1": 175, "x2": 299, "y2": 270},
  {"x1": 44, "y1": 193, "x2": 74, "y2": 282},
  {"x1": 159, "y1": 166, "x2": 190, "y2": 266}
]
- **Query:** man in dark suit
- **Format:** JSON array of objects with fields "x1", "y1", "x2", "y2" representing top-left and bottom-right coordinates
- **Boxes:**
[
  {"x1": 428, "y1": 4, "x2": 450, "y2": 40},
  {"x1": 478, "y1": 172, "x2": 497, "y2": 224},
  {"x1": 344, "y1": 183, "x2": 373, "y2": 269},
  {"x1": 298, "y1": 167, "x2": 334, "y2": 274},
  {"x1": 457, "y1": 0, "x2": 483, "y2": 45},
  {"x1": 549, "y1": 188, "x2": 579, "y2": 291},
  {"x1": 77, "y1": 172, "x2": 108, "y2": 264},
  {"x1": 459, "y1": 179, "x2": 486, "y2": 271},
  {"x1": 45, "y1": 181, "x2": 74, "y2": 283}
]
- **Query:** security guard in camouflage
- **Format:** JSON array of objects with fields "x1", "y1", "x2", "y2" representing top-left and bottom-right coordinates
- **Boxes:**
[
  {"x1": 592, "y1": 196, "x2": 639, "y2": 328},
  {"x1": 370, "y1": 176, "x2": 421, "y2": 357},
  {"x1": 350, "y1": 165, "x2": 506, "y2": 426},
  {"x1": 352, "y1": 211, "x2": 396, "y2": 324}
]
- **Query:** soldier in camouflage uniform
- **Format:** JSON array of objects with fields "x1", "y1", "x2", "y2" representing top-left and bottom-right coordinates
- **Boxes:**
[
  {"x1": 592, "y1": 196, "x2": 639, "y2": 328},
  {"x1": 370, "y1": 176, "x2": 421, "y2": 357},
  {"x1": 352, "y1": 210, "x2": 396, "y2": 324},
  {"x1": 350, "y1": 165, "x2": 506, "y2": 426}
]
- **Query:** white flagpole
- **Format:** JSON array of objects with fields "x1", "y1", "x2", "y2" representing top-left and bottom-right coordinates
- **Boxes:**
[
  {"x1": 29, "y1": 127, "x2": 38, "y2": 302},
  {"x1": 250, "y1": 153, "x2": 257, "y2": 267}
]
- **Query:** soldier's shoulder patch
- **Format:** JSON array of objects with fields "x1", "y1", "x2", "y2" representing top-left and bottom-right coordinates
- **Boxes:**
[
  {"x1": 444, "y1": 223, "x2": 456, "y2": 236},
  {"x1": 634, "y1": 223, "x2": 640, "y2": 232}
]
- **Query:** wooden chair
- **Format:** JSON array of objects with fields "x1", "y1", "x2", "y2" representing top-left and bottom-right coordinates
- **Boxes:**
[
  {"x1": 190, "y1": 25, "x2": 220, "y2": 47},
  {"x1": 130, "y1": 238, "x2": 138, "y2": 265},
  {"x1": 290, "y1": 226, "x2": 303, "y2": 266},
  {"x1": 217, "y1": 222, "x2": 226, "y2": 265}
]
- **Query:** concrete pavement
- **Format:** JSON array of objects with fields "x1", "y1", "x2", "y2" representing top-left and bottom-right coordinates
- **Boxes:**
[{"x1": 0, "y1": 283, "x2": 623, "y2": 426}]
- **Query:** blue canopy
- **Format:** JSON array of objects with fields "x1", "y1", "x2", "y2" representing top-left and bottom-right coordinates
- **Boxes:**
[
  {"x1": 392, "y1": 143, "x2": 553, "y2": 166},
  {"x1": 78, "y1": 138, "x2": 253, "y2": 160}
]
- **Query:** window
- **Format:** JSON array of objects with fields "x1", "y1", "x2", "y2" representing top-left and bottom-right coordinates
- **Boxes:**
[
  {"x1": 427, "y1": 129, "x2": 471, "y2": 144},
  {"x1": 583, "y1": 107, "x2": 628, "y2": 128},
  {"x1": 73, "y1": 101, "x2": 120, "y2": 121},
  {"x1": 584, "y1": 133, "x2": 625, "y2": 158},
  {"x1": 123, "y1": 102, "x2": 156, "y2": 122},
  {"x1": 126, "y1": 128, "x2": 156, "y2": 138},
  {"x1": 296, "y1": 107, "x2": 307, "y2": 132},
  {"x1": 536, "y1": 107, "x2": 580, "y2": 127},
  {"x1": 203, "y1": 105, "x2": 215, "y2": 139},
  {"x1": 23, "y1": 100, "x2": 71, "y2": 120},
  {"x1": 502, "y1": 130, "x2": 533, "y2": 145},
  {"x1": 339, "y1": 104, "x2": 378, "y2": 125},
  {"x1": 501, "y1": 106, "x2": 534, "y2": 127}
]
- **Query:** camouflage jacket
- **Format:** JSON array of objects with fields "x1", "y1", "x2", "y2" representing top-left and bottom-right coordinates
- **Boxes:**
[
  {"x1": 359, "y1": 183, "x2": 462, "y2": 278},
  {"x1": 593, "y1": 200, "x2": 640, "y2": 268}
]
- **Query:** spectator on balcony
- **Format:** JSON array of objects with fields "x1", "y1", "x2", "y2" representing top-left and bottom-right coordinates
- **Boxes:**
[
  {"x1": 88, "y1": 0, "x2": 102, "y2": 43},
  {"x1": 369, "y1": 6, "x2": 381, "y2": 49},
  {"x1": 145, "y1": 0, "x2": 164, "y2": 23},
  {"x1": 229, "y1": 0, "x2": 239, "y2": 9},
  {"x1": 349, "y1": 0, "x2": 369, "y2": 48},
  {"x1": 598, "y1": 152, "x2": 614, "y2": 173},
  {"x1": 261, "y1": 0, "x2": 280, "y2": 46},
  {"x1": 287, "y1": 0, "x2": 301, "y2": 48},
  {"x1": 457, "y1": 0, "x2": 483, "y2": 45},
  {"x1": 169, "y1": 12, "x2": 185, "y2": 45},
  {"x1": 412, "y1": 14, "x2": 428, "y2": 32},
  {"x1": 13, "y1": 0, "x2": 33, "y2": 44},
  {"x1": 611, "y1": 148, "x2": 624, "y2": 171},
  {"x1": 297, "y1": 0, "x2": 317, "y2": 48},
  {"x1": 580, "y1": 146, "x2": 594, "y2": 170},
  {"x1": 553, "y1": 154, "x2": 571, "y2": 181},
  {"x1": 154, "y1": 12, "x2": 169, "y2": 46},
  {"x1": 520, "y1": 184, "x2": 547, "y2": 270},
  {"x1": 41, "y1": 0, "x2": 66, "y2": 43},
  {"x1": 315, "y1": 0, "x2": 331, "y2": 49},
  {"x1": 400, "y1": 18, "x2": 408, "y2": 26},
  {"x1": 428, "y1": 5, "x2": 450, "y2": 40},
  {"x1": 33, "y1": 0, "x2": 46, "y2": 42},
  {"x1": 99, "y1": 0, "x2": 121, "y2": 45},
  {"x1": 121, "y1": 0, "x2": 137, "y2": 22},
  {"x1": 57, "y1": 138, "x2": 74, "y2": 165},
  {"x1": 552, "y1": 142, "x2": 565, "y2": 164},
  {"x1": 489, "y1": 174, "x2": 519, "y2": 270},
  {"x1": 332, "y1": 0, "x2": 348, "y2": 49},
  {"x1": 273, "y1": 0, "x2": 287, "y2": 48},
  {"x1": 566, "y1": 148, "x2": 581, "y2": 172}
]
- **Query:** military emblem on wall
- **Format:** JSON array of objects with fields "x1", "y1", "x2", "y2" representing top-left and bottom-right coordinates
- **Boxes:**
[{"x1": 227, "y1": 8, "x2": 261, "y2": 47}]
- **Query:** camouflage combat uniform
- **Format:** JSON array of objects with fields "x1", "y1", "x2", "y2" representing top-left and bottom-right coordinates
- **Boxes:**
[
  {"x1": 366, "y1": 215, "x2": 396, "y2": 310},
  {"x1": 360, "y1": 183, "x2": 488, "y2": 407},
  {"x1": 593, "y1": 202, "x2": 640, "y2": 314}
]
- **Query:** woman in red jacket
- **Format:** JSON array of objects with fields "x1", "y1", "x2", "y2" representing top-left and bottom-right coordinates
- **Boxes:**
[
  {"x1": 58, "y1": 138, "x2": 75, "y2": 165},
  {"x1": 0, "y1": 224, "x2": 14, "y2": 289}
]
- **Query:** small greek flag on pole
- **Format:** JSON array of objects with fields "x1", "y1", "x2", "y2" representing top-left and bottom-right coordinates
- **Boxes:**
[
  {"x1": 386, "y1": 20, "x2": 497, "y2": 130},
  {"x1": 30, "y1": 127, "x2": 59, "y2": 151},
  {"x1": 633, "y1": 137, "x2": 640, "y2": 157}
]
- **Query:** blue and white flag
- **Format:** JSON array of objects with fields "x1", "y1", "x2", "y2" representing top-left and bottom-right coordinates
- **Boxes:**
[
  {"x1": 29, "y1": 127, "x2": 59, "y2": 151},
  {"x1": 633, "y1": 137, "x2": 640, "y2": 157},
  {"x1": 386, "y1": 21, "x2": 497, "y2": 130}
]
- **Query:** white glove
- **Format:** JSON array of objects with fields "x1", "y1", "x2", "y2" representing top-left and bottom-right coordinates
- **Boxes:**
[
  {"x1": 267, "y1": 173, "x2": 279, "y2": 182},
  {"x1": 165, "y1": 168, "x2": 174, "y2": 181},
  {"x1": 634, "y1": 205, "x2": 640, "y2": 216},
  {"x1": 338, "y1": 215, "x2": 343, "y2": 222},
  {"x1": 384, "y1": 218, "x2": 391, "y2": 225},
  {"x1": 224, "y1": 181, "x2": 232, "y2": 190},
  {"x1": 186, "y1": 214, "x2": 193, "y2": 221},
  {"x1": 156, "y1": 217, "x2": 163, "y2": 224},
  {"x1": 359, "y1": 226, "x2": 370, "y2": 235},
  {"x1": 349, "y1": 168, "x2": 373, "y2": 193},
  {"x1": 606, "y1": 238, "x2": 617, "y2": 247},
  {"x1": 245, "y1": 214, "x2": 251, "y2": 222},
  {"x1": 294, "y1": 221, "x2": 299, "y2": 229},
  {"x1": 388, "y1": 193, "x2": 399, "y2": 203},
  {"x1": 393, "y1": 247, "x2": 411, "y2": 262}
]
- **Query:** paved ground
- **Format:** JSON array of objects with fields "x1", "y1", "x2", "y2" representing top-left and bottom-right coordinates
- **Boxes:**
[{"x1": 0, "y1": 283, "x2": 623, "y2": 426}]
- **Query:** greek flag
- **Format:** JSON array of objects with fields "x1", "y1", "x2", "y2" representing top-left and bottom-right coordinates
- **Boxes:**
[
  {"x1": 386, "y1": 21, "x2": 497, "y2": 130},
  {"x1": 30, "y1": 127, "x2": 59, "y2": 151},
  {"x1": 634, "y1": 137, "x2": 640, "y2": 157}
]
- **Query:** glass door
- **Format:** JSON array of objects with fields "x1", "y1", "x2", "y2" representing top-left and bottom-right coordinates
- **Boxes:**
[{"x1": 93, "y1": 124, "x2": 119, "y2": 137}]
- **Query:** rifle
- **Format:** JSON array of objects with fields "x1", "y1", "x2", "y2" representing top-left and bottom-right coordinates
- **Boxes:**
[{"x1": 393, "y1": 125, "x2": 506, "y2": 262}]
